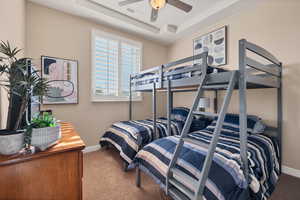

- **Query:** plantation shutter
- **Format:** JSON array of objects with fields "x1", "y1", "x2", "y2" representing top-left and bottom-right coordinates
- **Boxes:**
[
  {"x1": 93, "y1": 36, "x2": 119, "y2": 97},
  {"x1": 91, "y1": 30, "x2": 142, "y2": 101},
  {"x1": 120, "y1": 42, "x2": 141, "y2": 97}
]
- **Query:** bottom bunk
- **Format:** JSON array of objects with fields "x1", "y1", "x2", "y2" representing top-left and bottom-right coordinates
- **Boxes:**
[
  {"x1": 99, "y1": 117, "x2": 184, "y2": 165},
  {"x1": 99, "y1": 107, "x2": 212, "y2": 168},
  {"x1": 132, "y1": 116, "x2": 280, "y2": 200}
]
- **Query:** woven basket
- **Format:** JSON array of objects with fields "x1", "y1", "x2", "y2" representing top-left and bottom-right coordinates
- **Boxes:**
[{"x1": 31, "y1": 125, "x2": 61, "y2": 151}]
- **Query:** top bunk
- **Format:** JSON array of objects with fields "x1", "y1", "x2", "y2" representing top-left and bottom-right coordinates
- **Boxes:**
[{"x1": 130, "y1": 39, "x2": 282, "y2": 92}]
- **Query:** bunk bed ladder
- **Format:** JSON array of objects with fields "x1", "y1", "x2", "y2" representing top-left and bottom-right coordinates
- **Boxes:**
[
  {"x1": 165, "y1": 71, "x2": 238, "y2": 200},
  {"x1": 165, "y1": 61, "x2": 208, "y2": 197}
]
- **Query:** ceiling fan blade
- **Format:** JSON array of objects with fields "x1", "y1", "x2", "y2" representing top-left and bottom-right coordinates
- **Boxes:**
[
  {"x1": 119, "y1": 0, "x2": 144, "y2": 7},
  {"x1": 167, "y1": 0, "x2": 192, "y2": 12},
  {"x1": 150, "y1": 8, "x2": 158, "y2": 22}
]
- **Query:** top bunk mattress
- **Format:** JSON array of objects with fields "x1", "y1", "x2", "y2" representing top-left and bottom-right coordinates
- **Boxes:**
[{"x1": 134, "y1": 65, "x2": 226, "y2": 86}]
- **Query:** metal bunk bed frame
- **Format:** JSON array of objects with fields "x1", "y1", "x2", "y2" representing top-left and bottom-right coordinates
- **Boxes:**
[{"x1": 129, "y1": 39, "x2": 282, "y2": 200}]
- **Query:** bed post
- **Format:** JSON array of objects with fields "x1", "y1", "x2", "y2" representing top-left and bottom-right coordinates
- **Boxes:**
[
  {"x1": 153, "y1": 82, "x2": 157, "y2": 138},
  {"x1": 136, "y1": 165, "x2": 141, "y2": 187},
  {"x1": 170, "y1": 91, "x2": 173, "y2": 111},
  {"x1": 167, "y1": 80, "x2": 171, "y2": 136},
  {"x1": 129, "y1": 75, "x2": 132, "y2": 120},
  {"x1": 238, "y1": 39, "x2": 250, "y2": 184},
  {"x1": 278, "y1": 63, "x2": 283, "y2": 173},
  {"x1": 159, "y1": 65, "x2": 164, "y2": 89},
  {"x1": 214, "y1": 90, "x2": 218, "y2": 113}
]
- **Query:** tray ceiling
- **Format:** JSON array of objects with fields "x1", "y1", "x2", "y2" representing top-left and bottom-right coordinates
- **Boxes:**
[{"x1": 28, "y1": 0, "x2": 258, "y2": 44}]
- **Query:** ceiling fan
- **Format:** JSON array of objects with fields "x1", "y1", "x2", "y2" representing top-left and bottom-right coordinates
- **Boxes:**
[{"x1": 118, "y1": 0, "x2": 193, "y2": 22}]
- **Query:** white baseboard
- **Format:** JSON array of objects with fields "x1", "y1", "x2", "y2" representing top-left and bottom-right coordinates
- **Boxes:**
[
  {"x1": 83, "y1": 145, "x2": 101, "y2": 154},
  {"x1": 282, "y1": 165, "x2": 300, "y2": 179}
]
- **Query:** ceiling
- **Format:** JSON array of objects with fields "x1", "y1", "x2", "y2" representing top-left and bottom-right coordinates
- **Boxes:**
[{"x1": 28, "y1": 0, "x2": 258, "y2": 44}]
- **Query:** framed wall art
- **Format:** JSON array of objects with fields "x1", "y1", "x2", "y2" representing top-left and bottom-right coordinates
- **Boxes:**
[
  {"x1": 193, "y1": 26, "x2": 227, "y2": 67},
  {"x1": 41, "y1": 56, "x2": 78, "y2": 104}
]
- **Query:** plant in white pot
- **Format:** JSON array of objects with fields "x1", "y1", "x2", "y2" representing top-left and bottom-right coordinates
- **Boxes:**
[
  {"x1": 26, "y1": 112, "x2": 61, "y2": 151},
  {"x1": 0, "y1": 41, "x2": 49, "y2": 155}
]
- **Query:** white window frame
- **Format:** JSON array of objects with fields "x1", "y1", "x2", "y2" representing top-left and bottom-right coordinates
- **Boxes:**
[{"x1": 91, "y1": 29, "x2": 143, "y2": 102}]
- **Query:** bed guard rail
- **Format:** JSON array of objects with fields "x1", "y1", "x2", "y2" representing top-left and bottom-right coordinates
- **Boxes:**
[
  {"x1": 239, "y1": 39, "x2": 282, "y2": 88},
  {"x1": 130, "y1": 53, "x2": 209, "y2": 90}
]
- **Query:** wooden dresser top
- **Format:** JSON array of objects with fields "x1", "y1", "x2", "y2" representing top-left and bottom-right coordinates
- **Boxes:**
[{"x1": 0, "y1": 122, "x2": 85, "y2": 166}]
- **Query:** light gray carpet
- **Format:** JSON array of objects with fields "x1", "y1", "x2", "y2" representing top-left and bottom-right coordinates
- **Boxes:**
[{"x1": 83, "y1": 149, "x2": 300, "y2": 200}]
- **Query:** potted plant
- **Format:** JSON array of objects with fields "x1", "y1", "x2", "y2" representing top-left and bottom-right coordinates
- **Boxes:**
[
  {"x1": 0, "y1": 41, "x2": 49, "y2": 155},
  {"x1": 26, "y1": 112, "x2": 61, "y2": 151}
]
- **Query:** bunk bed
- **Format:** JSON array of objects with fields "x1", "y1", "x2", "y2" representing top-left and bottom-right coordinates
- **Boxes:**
[
  {"x1": 130, "y1": 39, "x2": 282, "y2": 200},
  {"x1": 100, "y1": 68, "x2": 213, "y2": 170}
]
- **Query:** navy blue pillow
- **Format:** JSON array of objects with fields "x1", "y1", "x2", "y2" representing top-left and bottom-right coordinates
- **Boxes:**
[
  {"x1": 190, "y1": 117, "x2": 213, "y2": 132},
  {"x1": 206, "y1": 113, "x2": 261, "y2": 134},
  {"x1": 171, "y1": 107, "x2": 190, "y2": 122},
  {"x1": 224, "y1": 114, "x2": 257, "y2": 132}
]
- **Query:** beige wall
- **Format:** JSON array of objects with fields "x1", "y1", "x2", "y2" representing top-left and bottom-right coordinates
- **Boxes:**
[
  {"x1": 0, "y1": 0, "x2": 26, "y2": 129},
  {"x1": 26, "y1": 3, "x2": 168, "y2": 147},
  {"x1": 167, "y1": 0, "x2": 300, "y2": 170}
]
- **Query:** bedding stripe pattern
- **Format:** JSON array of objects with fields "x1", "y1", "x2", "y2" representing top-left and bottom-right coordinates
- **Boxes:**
[
  {"x1": 100, "y1": 117, "x2": 184, "y2": 164},
  {"x1": 133, "y1": 129, "x2": 279, "y2": 200}
]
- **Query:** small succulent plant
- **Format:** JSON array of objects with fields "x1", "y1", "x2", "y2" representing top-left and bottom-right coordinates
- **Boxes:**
[
  {"x1": 30, "y1": 112, "x2": 58, "y2": 129},
  {"x1": 25, "y1": 112, "x2": 58, "y2": 147}
]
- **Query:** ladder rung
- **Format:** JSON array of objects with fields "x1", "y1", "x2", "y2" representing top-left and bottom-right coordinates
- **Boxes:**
[
  {"x1": 172, "y1": 168, "x2": 198, "y2": 191},
  {"x1": 183, "y1": 137, "x2": 205, "y2": 147},
  {"x1": 193, "y1": 111, "x2": 218, "y2": 117},
  {"x1": 169, "y1": 178, "x2": 194, "y2": 199},
  {"x1": 169, "y1": 186, "x2": 191, "y2": 200},
  {"x1": 203, "y1": 84, "x2": 228, "y2": 89}
]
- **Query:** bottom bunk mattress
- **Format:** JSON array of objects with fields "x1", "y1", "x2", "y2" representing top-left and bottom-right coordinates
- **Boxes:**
[
  {"x1": 100, "y1": 117, "x2": 184, "y2": 164},
  {"x1": 133, "y1": 130, "x2": 279, "y2": 200}
]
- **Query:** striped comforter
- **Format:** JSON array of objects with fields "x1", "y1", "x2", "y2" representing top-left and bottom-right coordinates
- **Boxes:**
[
  {"x1": 100, "y1": 117, "x2": 184, "y2": 164},
  {"x1": 133, "y1": 129, "x2": 279, "y2": 200}
]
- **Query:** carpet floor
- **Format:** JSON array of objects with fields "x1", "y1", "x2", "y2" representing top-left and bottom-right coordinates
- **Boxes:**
[{"x1": 83, "y1": 149, "x2": 300, "y2": 200}]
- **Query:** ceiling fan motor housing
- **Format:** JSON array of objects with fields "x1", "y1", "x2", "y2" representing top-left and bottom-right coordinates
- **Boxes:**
[{"x1": 150, "y1": 0, "x2": 166, "y2": 10}]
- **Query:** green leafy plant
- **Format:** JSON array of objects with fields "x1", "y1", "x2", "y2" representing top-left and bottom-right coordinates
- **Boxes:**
[
  {"x1": 25, "y1": 112, "x2": 58, "y2": 146},
  {"x1": 30, "y1": 112, "x2": 58, "y2": 128},
  {"x1": 0, "y1": 41, "x2": 49, "y2": 131}
]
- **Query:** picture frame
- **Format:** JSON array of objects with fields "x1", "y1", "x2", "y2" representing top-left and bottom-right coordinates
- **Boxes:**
[
  {"x1": 193, "y1": 26, "x2": 227, "y2": 67},
  {"x1": 41, "y1": 56, "x2": 78, "y2": 104}
]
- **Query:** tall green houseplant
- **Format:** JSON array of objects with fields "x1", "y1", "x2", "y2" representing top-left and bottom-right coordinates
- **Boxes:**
[{"x1": 0, "y1": 41, "x2": 49, "y2": 131}]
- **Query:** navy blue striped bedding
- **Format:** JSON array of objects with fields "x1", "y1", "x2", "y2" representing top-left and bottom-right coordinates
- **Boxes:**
[
  {"x1": 99, "y1": 117, "x2": 185, "y2": 164},
  {"x1": 132, "y1": 129, "x2": 279, "y2": 200}
]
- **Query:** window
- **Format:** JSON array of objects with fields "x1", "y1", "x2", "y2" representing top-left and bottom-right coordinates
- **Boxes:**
[{"x1": 91, "y1": 30, "x2": 142, "y2": 101}]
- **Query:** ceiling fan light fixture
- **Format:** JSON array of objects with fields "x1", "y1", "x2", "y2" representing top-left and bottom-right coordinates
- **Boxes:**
[{"x1": 150, "y1": 0, "x2": 166, "y2": 10}]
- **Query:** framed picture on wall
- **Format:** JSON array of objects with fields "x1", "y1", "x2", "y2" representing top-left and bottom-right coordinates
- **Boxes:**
[
  {"x1": 41, "y1": 56, "x2": 78, "y2": 104},
  {"x1": 193, "y1": 26, "x2": 227, "y2": 67}
]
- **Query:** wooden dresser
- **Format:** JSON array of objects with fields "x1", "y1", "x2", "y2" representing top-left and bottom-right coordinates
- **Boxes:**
[{"x1": 0, "y1": 123, "x2": 85, "y2": 200}]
